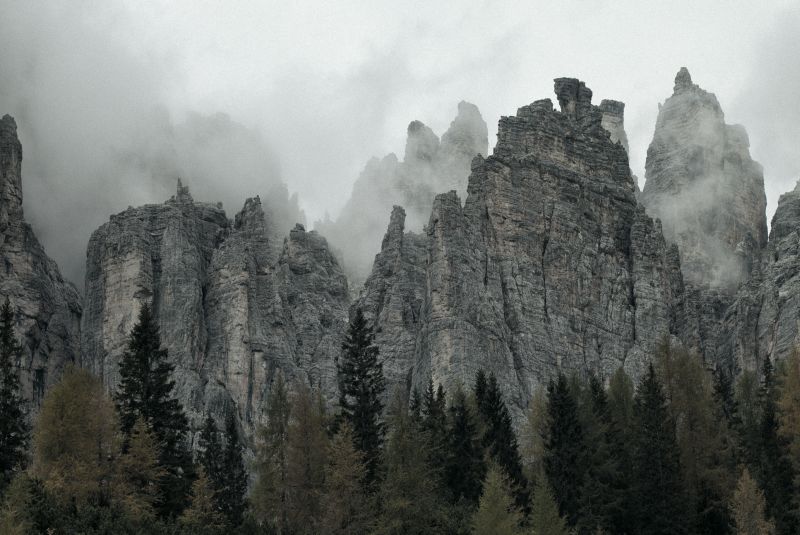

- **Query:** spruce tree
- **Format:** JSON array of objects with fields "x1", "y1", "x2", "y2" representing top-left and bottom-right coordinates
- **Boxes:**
[
  {"x1": 0, "y1": 299, "x2": 28, "y2": 494},
  {"x1": 421, "y1": 379, "x2": 448, "y2": 487},
  {"x1": 338, "y1": 308, "x2": 385, "y2": 487},
  {"x1": 445, "y1": 384, "x2": 486, "y2": 506},
  {"x1": 219, "y1": 412, "x2": 247, "y2": 528},
  {"x1": 577, "y1": 374, "x2": 625, "y2": 535},
  {"x1": 475, "y1": 371, "x2": 528, "y2": 510},
  {"x1": 630, "y1": 364, "x2": 688, "y2": 535},
  {"x1": 543, "y1": 373, "x2": 585, "y2": 527},
  {"x1": 115, "y1": 302, "x2": 193, "y2": 517},
  {"x1": 198, "y1": 416, "x2": 224, "y2": 496}
]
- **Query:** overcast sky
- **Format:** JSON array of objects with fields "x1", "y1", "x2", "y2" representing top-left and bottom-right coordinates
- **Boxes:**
[{"x1": 1, "y1": 0, "x2": 799, "y2": 284}]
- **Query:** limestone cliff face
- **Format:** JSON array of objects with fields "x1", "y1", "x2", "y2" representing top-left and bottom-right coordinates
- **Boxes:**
[
  {"x1": 82, "y1": 185, "x2": 348, "y2": 442},
  {"x1": 641, "y1": 68, "x2": 768, "y2": 290},
  {"x1": 317, "y1": 102, "x2": 488, "y2": 284},
  {"x1": 720, "y1": 181, "x2": 800, "y2": 373},
  {"x1": 0, "y1": 115, "x2": 82, "y2": 406},
  {"x1": 357, "y1": 80, "x2": 686, "y2": 418}
]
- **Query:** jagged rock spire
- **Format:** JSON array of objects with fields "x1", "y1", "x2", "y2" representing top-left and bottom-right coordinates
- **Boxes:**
[{"x1": 1, "y1": 115, "x2": 24, "y2": 231}]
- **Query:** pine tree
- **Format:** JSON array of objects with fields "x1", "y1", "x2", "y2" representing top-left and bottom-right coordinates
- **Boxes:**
[
  {"x1": 543, "y1": 373, "x2": 585, "y2": 527},
  {"x1": 757, "y1": 356, "x2": 797, "y2": 533},
  {"x1": 115, "y1": 302, "x2": 193, "y2": 517},
  {"x1": 475, "y1": 372, "x2": 528, "y2": 510},
  {"x1": 630, "y1": 364, "x2": 688, "y2": 535},
  {"x1": 252, "y1": 371, "x2": 290, "y2": 532},
  {"x1": 471, "y1": 464, "x2": 523, "y2": 535},
  {"x1": 219, "y1": 411, "x2": 247, "y2": 528},
  {"x1": 376, "y1": 389, "x2": 449, "y2": 535},
  {"x1": 286, "y1": 382, "x2": 329, "y2": 534},
  {"x1": 0, "y1": 298, "x2": 28, "y2": 494},
  {"x1": 179, "y1": 467, "x2": 226, "y2": 535},
  {"x1": 529, "y1": 474, "x2": 568, "y2": 535},
  {"x1": 731, "y1": 467, "x2": 775, "y2": 535},
  {"x1": 113, "y1": 417, "x2": 165, "y2": 522},
  {"x1": 338, "y1": 308, "x2": 386, "y2": 487},
  {"x1": 445, "y1": 384, "x2": 486, "y2": 506},
  {"x1": 320, "y1": 422, "x2": 372, "y2": 535}
]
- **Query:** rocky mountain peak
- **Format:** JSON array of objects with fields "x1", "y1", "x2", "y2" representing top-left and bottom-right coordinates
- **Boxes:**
[
  {"x1": 1, "y1": 114, "x2": 24, "y2": 231},
  {"x1": 441, "y1": 101, "x2": 489, "y2": 159},
  {"x1": 641, "y1": 69, "x2": 767, "y2": 290},
  {"x1": 404, "y1": 120, "x2": 440, "y2": 163},
  {"x1": 554, "y1": 77, "x2": 594, "y2": 120},
  {"x1": 673, "y1": 66, "x2": 696, "y2": 94},
  {"x1": 599, "y1": 99, "x2": 629, "y2": 153}
]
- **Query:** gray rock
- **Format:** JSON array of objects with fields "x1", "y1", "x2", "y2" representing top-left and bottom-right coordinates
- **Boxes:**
[
  {"x1": 641, "y1": 68, "x2": 768, "y2": 290},
  {"x1": 357, "y1": 80, "x2": 686, "y2": 421},
  {"x1": 720, "y1": 180, "x2": 800, "y2": 373},
  {"x1": 82, "y1": 184, "x2": 349, "y2": 446},
  {"x1": 0, "y1": 115, "x2": 82, "y2": 407}
]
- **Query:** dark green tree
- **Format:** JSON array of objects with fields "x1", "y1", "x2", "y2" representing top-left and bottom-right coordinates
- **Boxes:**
[
  {"x1": 420, "y1": 379, "x2": 448, "y2": 487},
  {"x1": 474, "y1": 372, "x2": 528, "y2": 510},
  {"x1": 630, "y1": 364, "x2": 688, "y2": 535},
  {"x1": 198, "y1": 416, "x2": 224, "y2": 497},
  {"x1": 219, "y1": 412, "x2": 247, "y2": 528},
  {"x1": 337, "y1": 308, "x2": 385, "y2": 487},
  {"x1": 576, "y1": 374, "x2": 626, "y2": 534},
  {"x1": 543, "y1": 373, "x2": 586, "y2": 528},
  {"x1": 445, "y1": 385, "x2": 486, "y2": 506},
  {"x1": 0, "y1": 299, "x2": 28, "y2": 495},
  {"x1": 115, "y1": 302, "x2": 193, "y2": 517}
]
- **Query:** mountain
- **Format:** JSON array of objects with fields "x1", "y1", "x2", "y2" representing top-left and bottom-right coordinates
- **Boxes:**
[
  {"x1": 356, "y1": 78, "x2": 687, "y2": 418},
  {"x1": 81, "y1": 182, "x2": 348, "y2": 442},
  {"x1": 0, "y1": 115, "x2": 82, "y2": 406}
]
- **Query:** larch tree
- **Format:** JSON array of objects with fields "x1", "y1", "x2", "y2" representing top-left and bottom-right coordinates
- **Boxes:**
[
  {"x1": 33, "y1": 366, "x2": 119, "y2": 507},
  {"x1": 471, "y1": 464, "x2": 523, "y2": 535},
  {"x1": 252, "y1": 371, "x2": 290, "y2": 532},
  {"x1": 320, "y1": 422, "x2": 372, "y2": 535},
  {"x1": 529, "y1": 473, "x2": 568, "y2": 535},
  {"x1": 113, "y1": 417, "x2": 165, "y2": 523},
  {"x1": 286, "y1": 382, "x2": 329, "y2": 535},
  {"x1": 731, "y1": 467, "x2": 775, "y2": 535}
]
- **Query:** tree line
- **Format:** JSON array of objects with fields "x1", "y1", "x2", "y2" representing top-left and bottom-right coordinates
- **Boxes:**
[{"x1": 0, "y1": 298, "x2": 799, "y2": 534}]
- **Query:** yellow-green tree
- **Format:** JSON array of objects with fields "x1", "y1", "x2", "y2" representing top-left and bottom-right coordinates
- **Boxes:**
[
  {"x1": 731, "y1": 467, "x2": 775, "y2": 535},
  {"x1": 472, "y1": 464, "x2": 523, "y2": 535},
  {"x1": 286, "y1": 382, "x2": 329, "y2": 534},
  {"x1": 320, "y1": 422, "x2": 371, "y2": 534},
  {"x1": 179, "y1": 466, "x2": 226, "y2": 535},
  {"x1": 113, "y1": 417, "x2": 165, "y2": 521},
  {"x1": 778, "y1": 350, "x2": 800, "y2": 483},
  {"x1": 521, "y1": 388, "x2": 548, "y2": 482},
  {"x1": 32, "y1": 366, "x2": 119, "y2": 506}
]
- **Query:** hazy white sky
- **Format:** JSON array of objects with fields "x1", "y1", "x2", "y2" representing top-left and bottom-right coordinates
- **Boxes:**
[{"x1": 1, "y1": 0, "x2": 799, "y2": 281}]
